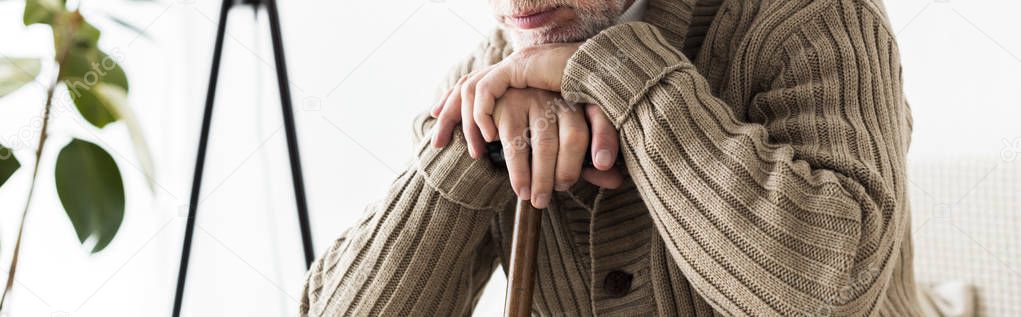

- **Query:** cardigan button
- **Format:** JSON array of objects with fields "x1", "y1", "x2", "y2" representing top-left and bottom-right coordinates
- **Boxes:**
[{"x1": 602, "y1": 270, "x2": 633, "y2": 298}]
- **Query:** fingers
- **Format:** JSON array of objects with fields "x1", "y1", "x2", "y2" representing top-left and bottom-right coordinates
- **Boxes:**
[
  {"x1": 581, "y1": 167, "x2": 624, "y2": 189},
  {"x1": 430, "y1": 93, "x2": 445, "y2": 118},
  {"x1": 498, "y1": 103, "x2": 532, "y2": 202},
  {"x1": 431, "y1": 81, "x2": 465, "y2": 148},
  {"x1": 528, "y1": 99, "x2": 558, "y2": 209},
  {"x1": 474, "y1": 54, "x2": 542, "y2": 142},
  {"x1": 461, "y1": 70, "x2": 491, "y2": 159},
  {"x1": 461, "y1": 93, "x2": 485, "y2": 159},
  {"x1": 431, "y1": 86, "x2": 454, "y2": 118},
  {"x1": 432, "y1": 73, "x2": 468, "y2": 118},
  {"x1": 474, "y1": 65, "x2": 516, "y2": 143},
  {"x1": 471, "y1": 44, "x2": 579, "y2": 143},
  {"x1": 586, "y1": 104, "x2": 618, "y2": 171},
  {"x1": 554, "y1": 101, "x2": 587, "y2": 192},
  {"x1": 461, "y1": 107, "x2": 483, "y2": 158},
  {"x1": 461, "y1": 106, "x2": 486, "y2": 159}
]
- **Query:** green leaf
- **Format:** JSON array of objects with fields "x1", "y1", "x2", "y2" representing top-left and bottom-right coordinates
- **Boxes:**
[
  {"x1": 66, "y1": 81, "x2": 118, "y2": 127},
  {"x1": 60, "y1": 19, "x2": 131, "y2": 128},
  {"x1": 98, "y1": 51, "x2": 129, "y2": 90},
  {"x1": 0, "y1": 143, "x2": 20, "y2": 187},
  {"x1": 23, "y1": 0, "x2": 64, "y2": 26},
  {"x1": 64, "y1": 49, "x2": 128, "y2": 91},
  {"x1": 55, "y1": 139, "x2": 125, "y2": 253},
  {"x1": 0, "y1": 57, "x2": 41, "y2": 97},
  {"x1": 92, "y1": 83, "x2": 155, "y2": 191},
  {"x1": 60, "y1": 21, "x2": 128, "y2": 89}
]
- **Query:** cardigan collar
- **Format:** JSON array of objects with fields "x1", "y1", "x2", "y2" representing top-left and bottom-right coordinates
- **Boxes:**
[{"x1": 617, "y1": 0, "x2": 649, "y2": 23}]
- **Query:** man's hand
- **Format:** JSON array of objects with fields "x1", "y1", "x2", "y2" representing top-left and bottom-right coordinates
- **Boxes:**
[
  {"x1": 429, "y1": 64, "x2": 497, "y2": 159},
  {"x1": 468, "y1": 43, "x2": 581, "y2": 142},
  {"x1": 490, "y1": 88, "x2": 623, "y2": 208},
  {"x1": 429, "y1": 42, "x2": 624, "y2": 208},
  {"x1": 429, "y1": 43, "x2": 581, "y2": 155},
  {"x1": 431, "y1": 86, "x2": 622, "y2": 208}
]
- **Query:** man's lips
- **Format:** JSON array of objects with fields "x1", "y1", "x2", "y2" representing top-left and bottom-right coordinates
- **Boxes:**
[{"x1": 505, "y1": 6, "x2": 566, "y2": 30}]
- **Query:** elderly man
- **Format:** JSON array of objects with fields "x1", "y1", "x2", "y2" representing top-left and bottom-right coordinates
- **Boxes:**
[{"x1": 301, "y1": 0, "x2": 926, "y2": 316}]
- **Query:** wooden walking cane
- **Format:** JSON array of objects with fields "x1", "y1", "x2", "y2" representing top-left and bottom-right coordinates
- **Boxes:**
[
  {"x1": 486, "y1": 142, "x2": 540, "y2": 317},
  {"x1": 487, "y1": 140, "x2": 617, "y2": 317},
  {"x1": 504, "y1": 200, "x2": 541, "y2": 317}
]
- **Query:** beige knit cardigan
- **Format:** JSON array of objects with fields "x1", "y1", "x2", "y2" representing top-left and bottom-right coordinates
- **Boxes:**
[{"x1": 300, "y1": 0, "x2": 925, "y2": 315}]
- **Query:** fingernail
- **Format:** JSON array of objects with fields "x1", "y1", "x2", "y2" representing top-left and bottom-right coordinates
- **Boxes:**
[
  {"x1": 534, "y1": 193, "x2": 550, "y2": 208},
  {"x1": 595, "y1": 150, "x2": 612, "y2": 168},
  {"x1": 519, "y1": 186, "x2": 531, "y2": 200},
  {"x1": 554, "y1": 183, "x2": 570, "y2": 192}
]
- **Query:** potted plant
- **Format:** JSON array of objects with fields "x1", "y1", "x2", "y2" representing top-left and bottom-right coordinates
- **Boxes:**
[{"x1": 0, "y1": 0, "x2": 153, "y2": 310}]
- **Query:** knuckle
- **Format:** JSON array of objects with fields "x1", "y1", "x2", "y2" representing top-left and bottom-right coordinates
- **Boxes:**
[
  {"x1": 443, "y1": 112, "x2": 460, "y2": 124},
  {"x1": 511, "y1": 139, "x2": 531, "y2": 153},
  {"x1": 460, "y1": 82, "x2": 474, "y2": 97},
  {"x1": 440, "y1": 97, "x2": 455, "y2": 110},
  {"x1": 532, "y1": 137, "x2": 559, "y2": 152},
  {"x1": 530, "y1": 118, "x2": 553, "y2": 132},
  {"x1": 442, "y1": 109, "x2": 460, "y2": 121},
  {"x1": 475, "y1": 79, "x2": 491, "y2": 95},
  {"x1": 511, "y1": 177, "x2": 530, "y2": 190},
  {"x1": 436, "y1": 115, "x2": 451, "y2": 126},
  {"x1": 473, "y1": 104, "x2": 487, "y2": 117},
  {"x1": 592, "y1": 127, "x2": 617, "y2": 140},
  {"x1": 561, "y1": 129, "x2": 589, "y2": 147},
  {"x1": 533, "y1": 131, "x2": 559, "y2": 144},
  {"x1": 502, "y1": 136, "x2": 529, "y2": 153},
  {"x1": 473, "y1": 112, "x2": 488, "y2": 125},
  {"x1": 556, "y1": 174, "x2": 579, "y2": 187}
]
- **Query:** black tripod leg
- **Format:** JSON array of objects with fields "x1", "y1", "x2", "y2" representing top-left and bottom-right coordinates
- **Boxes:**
[
  {"x1": 265, "y1": 0, "x2": 315, "y2": 268},
  {"x1": 173, "y1": 0, "x2": 232, "y2": 316}
]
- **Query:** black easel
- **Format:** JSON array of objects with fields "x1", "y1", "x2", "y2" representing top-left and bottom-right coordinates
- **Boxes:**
[{"x1": 172, "y1": 0, "x2": 314, "y2": 316}]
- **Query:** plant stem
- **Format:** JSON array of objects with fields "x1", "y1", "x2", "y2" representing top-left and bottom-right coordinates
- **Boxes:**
[
  {"x1": 0, "y1": 76, "x2": 57, "y2": 311},
  {"x1": 0, "y1": 11, "x2": 80, "y2": 310}
]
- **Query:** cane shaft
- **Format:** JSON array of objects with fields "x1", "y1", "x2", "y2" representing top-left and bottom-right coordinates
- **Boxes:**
[{"x1": 504, "y1": 200, "x2": 541, "y2": 317}]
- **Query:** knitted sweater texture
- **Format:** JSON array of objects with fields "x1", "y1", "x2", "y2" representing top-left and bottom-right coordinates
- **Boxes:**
[{"x1": 300, "y1": 0, "x2": 923, "y2": 315}]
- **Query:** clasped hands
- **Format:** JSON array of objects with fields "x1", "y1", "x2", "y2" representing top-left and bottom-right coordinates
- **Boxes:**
[{"x1": 429, "y1": 43, "x2": 623, "y2": 209}]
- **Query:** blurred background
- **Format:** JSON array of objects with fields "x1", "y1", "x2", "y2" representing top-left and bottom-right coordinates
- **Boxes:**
[{"x1": 0, "y1": 0, "x2": 1018, "y2": 316}]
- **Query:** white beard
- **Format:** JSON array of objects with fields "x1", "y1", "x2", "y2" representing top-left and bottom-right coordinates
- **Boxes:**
[{"x1": 497, "y1": 0, "x2": 630, "y2": 49}]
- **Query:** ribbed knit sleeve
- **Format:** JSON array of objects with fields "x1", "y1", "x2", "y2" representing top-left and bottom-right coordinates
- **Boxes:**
[
  {"x1": 561, "y1": 1, "x2": 911, "y2": 316},
  {"x1": 299, "y1": 168, "x2": 506, "y2": 316},
  {"x1": 300, "y1": 31, "x2": 516, "y2": 316}
]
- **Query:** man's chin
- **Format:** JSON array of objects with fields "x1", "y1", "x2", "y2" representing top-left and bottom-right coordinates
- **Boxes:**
[{"x1": 509, "y1": 27, "x2": 592, "y2": 49}]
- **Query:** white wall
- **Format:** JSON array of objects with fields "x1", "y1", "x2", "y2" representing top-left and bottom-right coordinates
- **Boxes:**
[{"x1": 0, "y1": 0, "x2": 1018, "y2": 316}]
